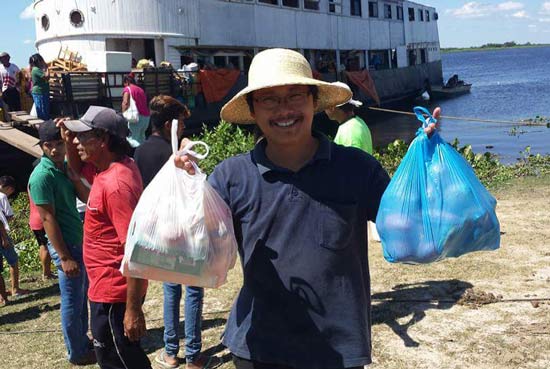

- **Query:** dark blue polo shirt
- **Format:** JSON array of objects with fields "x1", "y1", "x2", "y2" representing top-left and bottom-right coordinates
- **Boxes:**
[{"x1": 208, "y1": 132, "x2": 390, "y2": 369}]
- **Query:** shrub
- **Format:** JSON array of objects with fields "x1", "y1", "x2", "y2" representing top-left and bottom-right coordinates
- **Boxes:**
[
  {"x1": 3, "y1": 194, "x2": 41, "y2": 275},
  {"x1": 191, "y1": 120, "x2": 255, "y2": 175}
]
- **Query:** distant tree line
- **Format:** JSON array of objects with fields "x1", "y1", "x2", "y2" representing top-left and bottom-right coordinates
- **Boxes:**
[{"x1": 442, "y1": 41, "x2": 549, "y2": 53}]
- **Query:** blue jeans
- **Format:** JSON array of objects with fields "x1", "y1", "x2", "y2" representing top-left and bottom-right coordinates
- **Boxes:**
[
  {"x1": 127, "y1": 115, "x2": 150, "y2": 148},
  {"x1": 163, "y1": 283, "x2": 204, "y2": 362},
  {"x1": 47, "y1": 242, "x2": 90, "y2": 362},
  {"x1": 32, "y1": 92, "x2": 50, "y2": 120}
]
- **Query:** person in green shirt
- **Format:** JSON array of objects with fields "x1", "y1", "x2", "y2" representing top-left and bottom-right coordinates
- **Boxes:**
[
  {"x1": 325, "y1": 82, "x2": 373, "y2": 155},
  {"x1": 29, "y1": 53, "x2": 50, "y2": 120},
  {"x1": 28, "y1": 120, "x2": 96, "y2": 366}
]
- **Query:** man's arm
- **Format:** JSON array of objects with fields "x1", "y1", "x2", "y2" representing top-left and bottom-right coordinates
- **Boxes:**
[
  {"x1": 36, "y1": 204, "x2": 80, "y2": 277},
  {"x1": 124, "y1": 276, "x2": 148, "y2": 341},
  {"x1": 56, "y1": 118, "x2": 84, "y2": 175},
  {"x1": 67, "y1": 167, "x2": 90, "y2": 203},
  {"x1": 0, "y1": 221, "x2": 10, "y2": 248}
]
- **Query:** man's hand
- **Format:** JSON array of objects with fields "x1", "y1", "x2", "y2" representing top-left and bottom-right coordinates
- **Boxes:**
[
  {"x1": 55, "y1": 118, "x2": 76, "y2": 144},
  {"x1": 423, "y1": 107, "x2": 441, "y2": 137},
  {"x1": 60, "y1": 257, "x2": 80, "y2": 278},
  {"x1": 124, "y1": 307, "x2": 146, "y2": 342},
  {"x1": 173, "y1": 138, "x2": 197, "y2": 174}
]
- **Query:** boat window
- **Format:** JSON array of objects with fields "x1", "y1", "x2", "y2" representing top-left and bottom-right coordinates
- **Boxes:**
[
  {"x1": 384, "y1": 4, "x2": 392, "y2": 19},
  {"x1": 328, "y1": 0, "x2": 342, "y2": 13},
  {"x1": 368, "y1": 2, "x2": 378, "y2": 18},
  {"x1": 408, "y1": 7, "x2": 415, "y2": 21},
  {"x1": 70, "y1": 9, "x2": 85, "y2": 27},
  {"x1": 41, "y1": 14, "x2": 50, "y2": 31},
  {"x1": 396, "y1": 6, "x2": 403, "y2": 20},
  {"x1": 434, "y1": 12, "x2": 439, "y2": 20},
  {"x1": 350, "y1": 0, "x2": 362, "y2": 16},
  {"x1": 418, "y1": 8, "x2": 424, "y2": 21},
  {"x1": 304, "y1": 0, "x2": 319, "y2": 10},
  {"x1": 282, "y1": 0, "x2": 299, "y2": 8},
  {"x1": 425, "y1": 10, "x2": 430, "y2": 21},
  {"x1": 258, "y1": 0, "x2": 279, "y2": 5}
]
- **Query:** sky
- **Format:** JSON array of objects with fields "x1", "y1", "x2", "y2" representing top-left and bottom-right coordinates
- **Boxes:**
[{"x1": 1, "y1": 0, "x2": 550, "y2": 67}]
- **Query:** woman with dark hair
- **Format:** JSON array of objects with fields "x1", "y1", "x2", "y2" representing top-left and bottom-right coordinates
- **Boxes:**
[
  {"x1": 121, "y1": 74, "x2": 150, "y2": 147},
  {"x1": 29, "y1": 53, "x2": 50, "y2": 119}
]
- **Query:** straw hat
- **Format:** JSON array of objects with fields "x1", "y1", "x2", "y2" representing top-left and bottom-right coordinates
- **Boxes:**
[{"x1": 220, "y1": 48, "x2": 352, "y2": 124}]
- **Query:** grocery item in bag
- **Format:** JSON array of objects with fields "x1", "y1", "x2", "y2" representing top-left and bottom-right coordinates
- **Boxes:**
[
  {"x1": 376, "y1": 107, "x2": 500, "y2": 263},
  {"x1": 121, "y1": 120, "x2": 238, "y2": 287}
]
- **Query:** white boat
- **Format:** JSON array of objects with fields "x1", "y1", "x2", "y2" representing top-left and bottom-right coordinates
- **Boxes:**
[{"x1": 32, "y1": 0, "x2": 444, "y2": 122}]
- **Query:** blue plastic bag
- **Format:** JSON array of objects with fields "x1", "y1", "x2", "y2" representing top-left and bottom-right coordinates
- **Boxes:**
[{"x1": 376, "y1": 107, "x2": 500, "y2": 263}]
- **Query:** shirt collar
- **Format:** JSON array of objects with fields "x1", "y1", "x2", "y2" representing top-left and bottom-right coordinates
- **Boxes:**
[
  {"x1": 41, "y1": 155, "x2": 65, "y2": 172},
  {"x1": 253, "y1": 130, "x2": 332, "y2": 175}
]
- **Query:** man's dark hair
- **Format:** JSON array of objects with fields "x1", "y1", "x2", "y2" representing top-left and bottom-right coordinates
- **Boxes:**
[
  {"x1": 245, "y1": 85, "x2": 319, "y2": 114},
  {"x1": 106, "y1": 133, "x2": 133, "y2": 157},
  {"x1": 148, "y1": 95, "x2": 190, "y2": 131},
  {"x1": 0, "y1": 175, "x2": 17, "y2": 198}
]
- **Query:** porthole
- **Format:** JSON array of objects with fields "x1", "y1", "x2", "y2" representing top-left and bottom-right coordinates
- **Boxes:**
[
  {"x1": 41, "y1": 14, "x2": 50, "y2": 31},
  {"x1": 70, "y1": 9, "x2": 84, "y2": 27}
]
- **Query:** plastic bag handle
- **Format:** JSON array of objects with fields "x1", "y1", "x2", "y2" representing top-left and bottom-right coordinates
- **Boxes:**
[{"x1": 413, "y1": 106, "x2": 437, "y2": 128}]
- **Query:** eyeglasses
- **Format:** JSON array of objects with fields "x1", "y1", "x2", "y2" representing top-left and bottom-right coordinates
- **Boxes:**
[
  {"x1": 76, "y1": 130, "x2": 102, "y2": 142},
  {"x1": 253, "y1": 91, "x2": 311, "y2": 110}
]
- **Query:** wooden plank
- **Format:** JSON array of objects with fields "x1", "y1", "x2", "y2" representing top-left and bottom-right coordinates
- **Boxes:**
[
  {"x1": 0, "y1": 127, "x2": 42, "y2": 158},
  {"x1": 12, "y1": 114, "x2": 36, "y2": 122}
]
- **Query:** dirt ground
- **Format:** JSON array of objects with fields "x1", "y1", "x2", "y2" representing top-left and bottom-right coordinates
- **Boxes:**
[{"x1": 0, "y1": 175, "x2": 549, "y2": 369}]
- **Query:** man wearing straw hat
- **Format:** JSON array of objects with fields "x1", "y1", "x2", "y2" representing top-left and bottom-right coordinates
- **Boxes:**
[{"x1": 176, "y1": 48, "x2": 439, "y2": 369}]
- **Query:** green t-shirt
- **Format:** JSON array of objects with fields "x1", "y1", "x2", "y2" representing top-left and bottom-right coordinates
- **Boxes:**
[
  {"x1": 28, "y1": 156, "x2": 83, "y2": 246},
  {"x1": 333, "y1": 116, "x2": 373, "y2": 154},
  {"x1": 31, "y1": 67, "x2": 49, "y2": 95}
]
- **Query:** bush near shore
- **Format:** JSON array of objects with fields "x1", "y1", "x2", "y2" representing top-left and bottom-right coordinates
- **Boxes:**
[{"x1": 4, "y1": 121, "x2": 549, "y2": 275}]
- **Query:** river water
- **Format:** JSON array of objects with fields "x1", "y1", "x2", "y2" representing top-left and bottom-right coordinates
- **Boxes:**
[
  {"x1": 366, "y1": 46, "x2": 550, "y2": 164},
  {"x1": 2, "y1": 47, "x2": 549, "y2": 188}
]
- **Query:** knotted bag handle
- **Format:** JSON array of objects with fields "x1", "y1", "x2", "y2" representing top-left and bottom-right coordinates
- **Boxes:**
[{"x1": 171, "y1": 119, "x2": 210, "y2": 174}]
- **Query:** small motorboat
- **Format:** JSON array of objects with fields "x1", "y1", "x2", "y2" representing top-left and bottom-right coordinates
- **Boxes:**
[
  {"x1": 429, "y1": 74, "x2": 472, "y2": 99},
  {"x1": 429, "y1": 83, "x2": 472, "y2": 99}
]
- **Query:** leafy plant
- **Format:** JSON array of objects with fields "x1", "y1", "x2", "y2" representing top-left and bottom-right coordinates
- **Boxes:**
[
  {"x1": 191, "y1": 120, "x2": 255, "y2": 175},
  {"x1": 2, "y1": 194, "x2": 41, "y2": 275}
]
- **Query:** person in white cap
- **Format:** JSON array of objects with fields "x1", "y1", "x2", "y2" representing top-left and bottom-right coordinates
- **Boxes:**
[
  {"x1": 0, "y1": 52, "x2": 21, "y2": 112},
  {"x1": 325, "y1": 82, "x2": 373, "y2": 154},
  {"x1": 175, "y1": 48, "x2": 440, "y2": 369}
]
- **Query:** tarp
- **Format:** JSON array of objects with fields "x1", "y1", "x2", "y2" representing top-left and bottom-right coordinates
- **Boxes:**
[
  {"x1": 345, "y1": 70, "x2": 380, "y2": 106},
  {"x1": 199, "y1": 69, "x2": 241, "y2": 104}
]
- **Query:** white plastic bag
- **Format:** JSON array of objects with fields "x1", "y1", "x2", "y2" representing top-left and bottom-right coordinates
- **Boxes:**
[
  {"x1": 122, "y1": 90, "x2": 139, "y2": 123},
  {"x1": 121, "y1": 119, "x2": 238, "y2": 287}
]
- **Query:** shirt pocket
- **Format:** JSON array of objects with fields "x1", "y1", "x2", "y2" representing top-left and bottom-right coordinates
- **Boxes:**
[{"x1": 316, "y1": 201, "x2": 358, "y2": 251}]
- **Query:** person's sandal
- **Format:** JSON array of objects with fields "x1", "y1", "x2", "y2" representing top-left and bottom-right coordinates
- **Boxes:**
[{"x1": 155, "y1": 349, "x2": 180, "y2": 369}]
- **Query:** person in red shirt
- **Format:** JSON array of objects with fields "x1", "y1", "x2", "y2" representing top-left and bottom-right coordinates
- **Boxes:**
[{"x1": 63, "y1": 106, "x2": 151, "y2": 369}]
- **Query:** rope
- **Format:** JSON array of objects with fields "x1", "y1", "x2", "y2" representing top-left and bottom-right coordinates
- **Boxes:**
[
  {"x1": 368, "y1": 107, "x2": 550, "y2": 127},
  {"x1": 1, "y1": 298, "x2": 548, "y2": 336}
]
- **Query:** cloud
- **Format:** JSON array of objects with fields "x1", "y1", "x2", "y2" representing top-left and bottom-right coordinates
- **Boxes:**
[
  {"x1": 23, "y1": 40, "x2": 33, "y2": 44},
  {"x1": 446, "y1": 2, "x2": 490, "y2": 18},
  {"x1": 512, "y1": 11, "x2": 528, "y2": 18},
  {"x1": 528, "y1": 24, "x2": 537, "y2": 28},
  {"x1": 20, "y1": 3, "x2": 34, "y2": 20},
  {"x1": 539, "y1": 17, "x2": 550, "y2": 22},
  {"x1": 540, "y1": 2, "x2": 550, "y2": 15},
  {"x1": 496, "y1": 2, "x2": 524, "y2": 11},
  {"x1": 447, "y1": 1, "x2": 527, "y2": 19}
]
